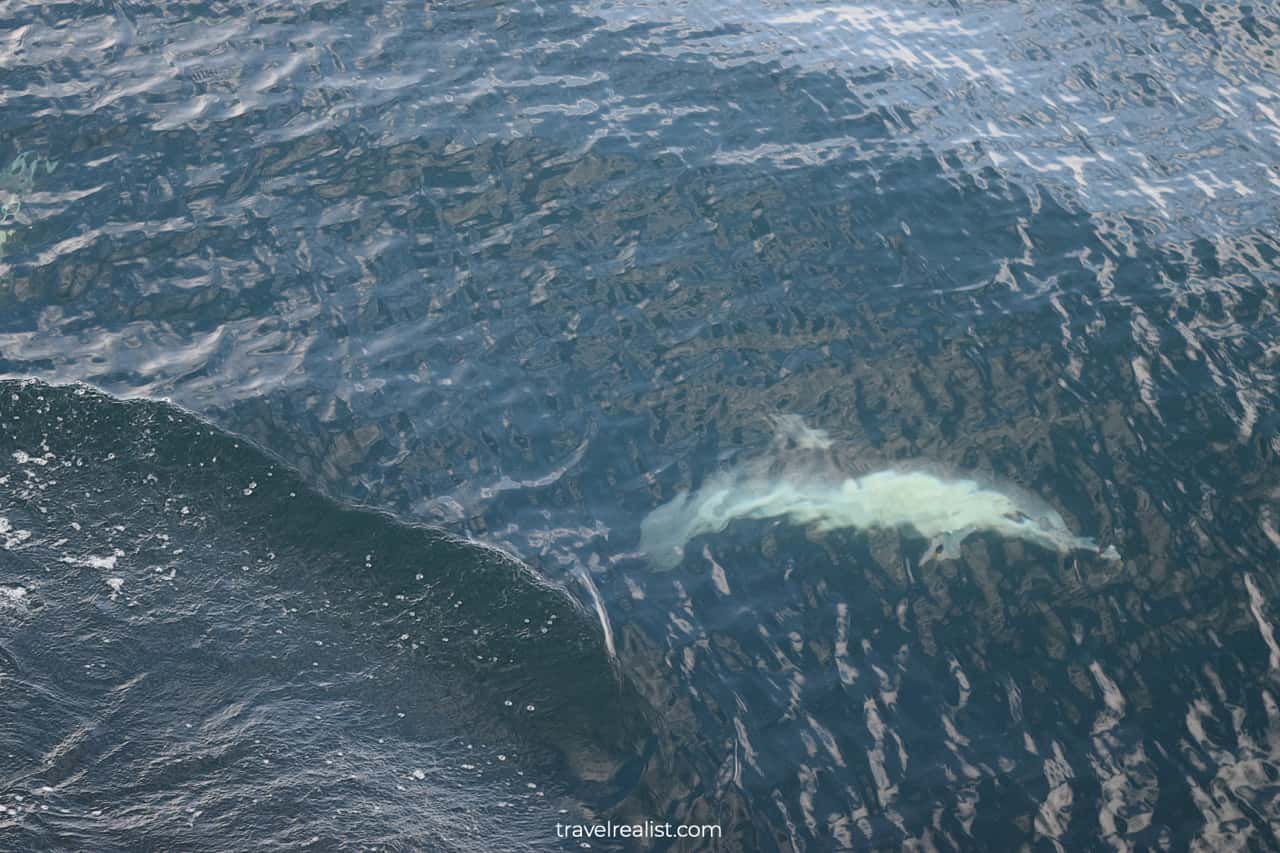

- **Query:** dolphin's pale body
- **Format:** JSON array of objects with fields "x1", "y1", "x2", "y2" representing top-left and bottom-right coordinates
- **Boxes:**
[{"x1": 640, "y1": 416, "x2": 1119, "y2": 570}]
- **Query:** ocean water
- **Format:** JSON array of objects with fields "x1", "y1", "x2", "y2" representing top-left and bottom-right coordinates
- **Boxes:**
[{"x1": 1, "y1": 0, "x2": 1279, "y2": 850}]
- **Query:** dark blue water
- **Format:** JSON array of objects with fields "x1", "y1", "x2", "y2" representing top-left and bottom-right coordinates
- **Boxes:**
[{"x1": 2, "y1": 0, "x2": 1279, "y2": 849}]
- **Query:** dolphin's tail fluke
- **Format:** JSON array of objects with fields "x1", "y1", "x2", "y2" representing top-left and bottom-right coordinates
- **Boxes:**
[{"x1": 639, "y1": 489, "x2": 694, "y2": 571}]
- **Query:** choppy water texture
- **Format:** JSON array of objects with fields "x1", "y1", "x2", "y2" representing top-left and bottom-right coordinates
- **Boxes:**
[{"x1": 2, "y1": 0, "x2": 1280, "y2": 849}]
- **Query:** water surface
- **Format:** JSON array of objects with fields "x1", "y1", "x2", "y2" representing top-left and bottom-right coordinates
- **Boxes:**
[{"x1": 2, "y1": 0, "x2": 1280, "y2": 849}]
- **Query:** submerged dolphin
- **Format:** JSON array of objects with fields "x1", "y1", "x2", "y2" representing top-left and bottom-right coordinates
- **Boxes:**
[{"x1": 640, "y1": 416, "x2": 1119, "y2": 570}]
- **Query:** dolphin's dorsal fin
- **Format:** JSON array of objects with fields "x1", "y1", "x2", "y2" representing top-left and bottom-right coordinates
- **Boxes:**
[{"x1": 919, "y1": 530, "x2": 968, "y2": 567}]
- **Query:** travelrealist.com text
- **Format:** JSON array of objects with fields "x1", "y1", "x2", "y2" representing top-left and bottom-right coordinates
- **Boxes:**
[{"x1": 555, "y1": 821, "x2": 723, "y2": 841}]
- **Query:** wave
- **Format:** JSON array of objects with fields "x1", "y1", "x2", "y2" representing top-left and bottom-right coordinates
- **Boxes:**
[{"x1": 0, "y1": 379, "x2": 654, "y2": 846}]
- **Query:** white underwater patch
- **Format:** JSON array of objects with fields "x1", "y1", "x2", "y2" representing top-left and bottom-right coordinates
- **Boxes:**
[{"x1": 640, "y1": 416, "x2": 1119, "y2": 570}]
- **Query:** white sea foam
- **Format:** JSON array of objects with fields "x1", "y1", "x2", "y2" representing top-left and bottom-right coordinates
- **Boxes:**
[
  {"x1": 640, "y1": 415, "x2": 1118, "y2": 570},
  {"x1": 0, "y1": 585, "x2": 27, "y2": 603},
  {"x1": 60, "y1": 553, "x2": 119, "y2": 570}
]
